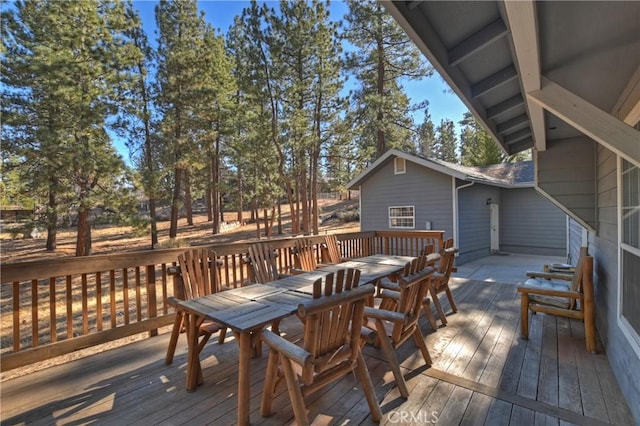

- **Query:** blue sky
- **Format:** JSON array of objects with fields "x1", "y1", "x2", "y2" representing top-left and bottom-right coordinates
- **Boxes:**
[{"x1": 124, "y1": 0, "x2": 469, "y2": 157}]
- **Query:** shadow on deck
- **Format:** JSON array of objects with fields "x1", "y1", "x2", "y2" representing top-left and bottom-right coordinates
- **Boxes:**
[{"x1": 1, "y1": 278, "x2": 634, "y2": 425}]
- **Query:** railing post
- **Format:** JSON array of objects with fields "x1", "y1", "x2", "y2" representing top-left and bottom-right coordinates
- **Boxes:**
[{"x1": 146, "y1": 265, "x2": 158, "y2": 337}]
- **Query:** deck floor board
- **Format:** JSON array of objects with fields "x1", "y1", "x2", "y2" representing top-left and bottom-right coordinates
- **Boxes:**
[{"x1": 1, "y1": 278, "x2": 634, "y2": 425}]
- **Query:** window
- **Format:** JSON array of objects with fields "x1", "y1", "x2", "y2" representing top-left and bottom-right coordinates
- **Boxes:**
[
  {"x1": 394, "y1": 157, "x2": 406, "y2": 174},
  {"x1": 389, "y1": 206, "x2": 415, "y2": 228},
  {"x1": 620, "y1": 158, "x2": 640, "y2": 353}
]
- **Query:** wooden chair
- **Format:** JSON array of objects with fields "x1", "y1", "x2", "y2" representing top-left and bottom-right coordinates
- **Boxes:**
[
  {"x1": 291, "y1": 238, "x2": 319, "y2": 273},
  {"x1": 166, "y1": 249, "x2": 227, "y2": 365},
  {"x1": 428, "y1": 246, "x2": 459, "y2": 326},
  {"x1": 260, "y1": 269, "x2": 382, "y2": 425},
  {"x1": 246, "y1": 242, "x2": 288, "y2": 283},
  {"x1": 518, "y1": 248, "x2": 596, "y2": 353},
  {"x1": 364, "y1": 258, "x2": 436, "y2": 398},
  {"x1": 320, "y1": 234, "x2": 344, "y2": 264}
]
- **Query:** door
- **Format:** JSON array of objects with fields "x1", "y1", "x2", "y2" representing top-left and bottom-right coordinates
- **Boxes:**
[{"x1": 490, "y1": 203, "x2": 500, "y2": 253}]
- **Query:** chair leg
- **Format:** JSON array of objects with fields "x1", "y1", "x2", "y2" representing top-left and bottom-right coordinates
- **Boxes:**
[
  {"x1": 218, "y1": 328, "x2": 227, "y2": 344},
  {"x1": 430, "y1": 286, "x2": 447, "y2": 325},
  {"x1": 412, "y1": 328, "x2": 432, "y2": 366},
  {"x1": 520, "y1": 294, "x2": 529, "y2": 339},
  {"x1": 445, "y1": 286, "x2": 458, "y2": 313},
  {"x1": 165, "y1": 311, "x2": 183, "y2": 365},
  {"x1": 355, "y1": 352, "x2": 382, "y2": 422},
  {"x1": 374, "y1": 319, "x2": 409, "y2": 398},
  {"x1": 197, "y1": 332, "x2": 212, "y2": 355},
  {"x1": 260, "y1": 350, "x2": 280, "y2": 417},
  {"x1": 421, "y1": 299, "x2": 438, "y2": 331},
  {"x1": 281, "y1": 357, "x2": 309, "y2": 426}
]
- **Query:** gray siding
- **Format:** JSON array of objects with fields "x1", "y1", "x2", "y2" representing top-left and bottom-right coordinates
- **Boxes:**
[
  {"x1": 500, "y1": 187, "x2": 567, "y2": 256},
  {"x1": 568, "y1": 217, "x2": 586, "y2": 265},
  {"x1": 457, "y1": 183, "x2": 500, "y2": 264},
  {"x1": 358, "y1": 159, "x2": 454, "y2": 238},
  {"x1": 537, "y1": 136, "x2": 597, "y2": 230},
  {"x1": 592, "y1": 145, "x2": 640, "y2": 421}
]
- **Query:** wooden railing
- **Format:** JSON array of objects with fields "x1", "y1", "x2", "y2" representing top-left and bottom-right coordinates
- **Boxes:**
[{"x1": 0, "y1": 230, "x2": 444, "y2": 371}]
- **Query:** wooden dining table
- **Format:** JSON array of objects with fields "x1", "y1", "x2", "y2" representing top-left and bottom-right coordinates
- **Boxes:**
[{"x1": 172, "y1": 254, "x2": 416, "y2": 426}]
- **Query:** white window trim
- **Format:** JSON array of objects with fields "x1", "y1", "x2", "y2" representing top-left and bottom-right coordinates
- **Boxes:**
[
  {"x1": 389, "y1": 206, "x2": 415, "y2": 229},
  {"x1": 394, "y1": 157, "x2": 406, "y2": 175},
  {"x1": 617, "y1": 155, "x2": 640, "y2": 357}
]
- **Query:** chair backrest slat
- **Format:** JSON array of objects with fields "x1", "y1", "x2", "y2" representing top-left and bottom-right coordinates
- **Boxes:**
[
  {"x1": 322, "y1": 234, "x2": 342, "y2": 264},
  {"x1": 293, "y1": 238, "x2": 318, "y2": 272},
  {"x1": 302, "y1": 269, "x2": 364, "y2": 365},
  {"x1": 177, "y1": 249, "x2": 221, "y2": 301},
  {"x1": 248, "y1": 242, "x2": 280, "y2": 283}
]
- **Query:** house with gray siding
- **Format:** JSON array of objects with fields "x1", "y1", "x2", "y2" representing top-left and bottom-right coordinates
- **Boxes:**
[
  {"x1": 384, "y1": 1, "x2": 640, "y2": 420},
  {"x1": 347, "y1": 150, "x2": 567, "y2": 264}
]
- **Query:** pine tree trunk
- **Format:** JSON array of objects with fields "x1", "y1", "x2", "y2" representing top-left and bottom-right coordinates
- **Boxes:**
[
  {"x1": 46, "y1": 189, "x2": 57, "y2": 251},
  {"x1": 169, "y1": 167, "x2": 181, "y2": 239},
  {"x1": 237, "y1": 171, "x2": 243, "y2": 223},
  {"x1": 148, "y1": 197, "x2": 158, "y2": 248},
  {"x1": 212, "y1": 133, "x2": 220, "y2": 234},
  {"x1": 376, "y1": 12, "x2": 386, "y2": 157},
  {"x1": 206, "y1": 186, "x2": 213, "y2": 222},
  {"x1": 300, "y1": 170, "x2": 309, "y2": 234},
  {"x1": 311, "y1": 156, "x2": 319, "y2": 235},
  {"x1": 277, "y1": 203, "x2": 282, "y2": 234},
  {"x1": 75, "y1": 208, "x2": 92, "y2": 256},
  {"x1": 184, "y1": 170, "x2": 193, "y2": 226}
]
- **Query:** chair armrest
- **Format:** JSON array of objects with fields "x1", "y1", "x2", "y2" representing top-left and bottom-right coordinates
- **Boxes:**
[
  {"x1": 378, "y1": 288, "x2": 401, "y2": 302},
  {"x1": 525, "y1": 271, "x2": 573, "y2": 281},
  {"x1": 167, "y1": 296, "x2": 182, "y2": 308},
  {"x1": 377, "y1": 279, "x2": 400, "y2": 292},
  {"x1": 261, "y1": 329, "x2": 312, "y2": 369},
  {"x1": 364, "y1": 306, "x2": 406, "y2": 324},
  {"x1": 517, "y1": 286, "x2": 583, "y2": 299}
]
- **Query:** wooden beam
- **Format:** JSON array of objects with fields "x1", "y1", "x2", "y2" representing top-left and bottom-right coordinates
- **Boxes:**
[
  {"x1": 486, "y1": 94, "x2": 524, "y2": 120},
  {"x1": 611, "y1": 63, "x2": 640, "y2": 126},
  {"x1": 503, "y1": 0, "x2": 547, "y2": 152},
  {"x1": 449, "y1": 18, "x2": 509, "y2": 66},
  {"x1": 497, "y1": 113, "x2": 530, "y2": 135},
  {"x1": 508, "y1": 137, "x2": 534, "y2": 154},
  {"x1": 504, "y1": 127, "x2": 532, "y2": 145},
  {"x1": 471, "y1": 65, "x2": 518, "y2": 98},
  {"x1": 528, "y1": 77, "x2": 640, "y2": 165}
]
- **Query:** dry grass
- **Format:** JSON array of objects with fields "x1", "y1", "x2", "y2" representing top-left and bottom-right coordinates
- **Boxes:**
[{"x1": 1, "y1": 198, "x2": 359, "y2": 263}]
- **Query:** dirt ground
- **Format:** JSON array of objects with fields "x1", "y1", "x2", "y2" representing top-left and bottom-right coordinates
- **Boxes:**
[{"x1": 1, "y1": 198, "x2": 360, "y2": 263}]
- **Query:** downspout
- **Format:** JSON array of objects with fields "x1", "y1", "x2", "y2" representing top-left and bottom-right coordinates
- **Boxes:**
[{"x1": 453, "y1": 178, "x2": 475, "y2": 248}]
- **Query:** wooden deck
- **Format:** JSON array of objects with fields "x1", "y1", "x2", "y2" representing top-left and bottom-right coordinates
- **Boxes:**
[{"x1": 1, "y1": 278, "x2": 634, "y2": 425}]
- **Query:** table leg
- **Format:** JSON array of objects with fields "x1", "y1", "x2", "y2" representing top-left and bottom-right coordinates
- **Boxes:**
[
  {"x1": 185, "y1": 311, "x2": 201, "y2": 391},
  {"x1": 238, "y1": 331, "x2": 251, "y2": 426}
]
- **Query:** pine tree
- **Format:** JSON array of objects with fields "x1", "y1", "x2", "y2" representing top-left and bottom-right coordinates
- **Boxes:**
[
  {"x1": 117, "y1": 2, "x2": 161, "y2": 248},
  {"x1": 434, "y1": 119, "x2": 458, "y2": 163},
  {"x1": 417, "y1": 107, "x2": 437, "y2": 158},
  {"x1": 459, "y1": 112, "x2": 505, "y2": 166},
  {"x1": 343, "y1": 0, "x2": 432, "y2": 160},
  {"x1": 2, "y1": 0, "x2": 142, "y2": 256},
  {"x1": 155, "y1": 0, "x2": 208, "y2": 239},
  {"x1": 195, "y1": 23, "x2": 236, "y2": 234},
  {"x1": 226, "y1": 2, "x2": 283, "y2": 237}
]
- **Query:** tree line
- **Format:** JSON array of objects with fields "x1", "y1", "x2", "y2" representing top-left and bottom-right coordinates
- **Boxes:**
[{"x1": 1, "y1": 0, "x2": 527, "y2": 256}]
